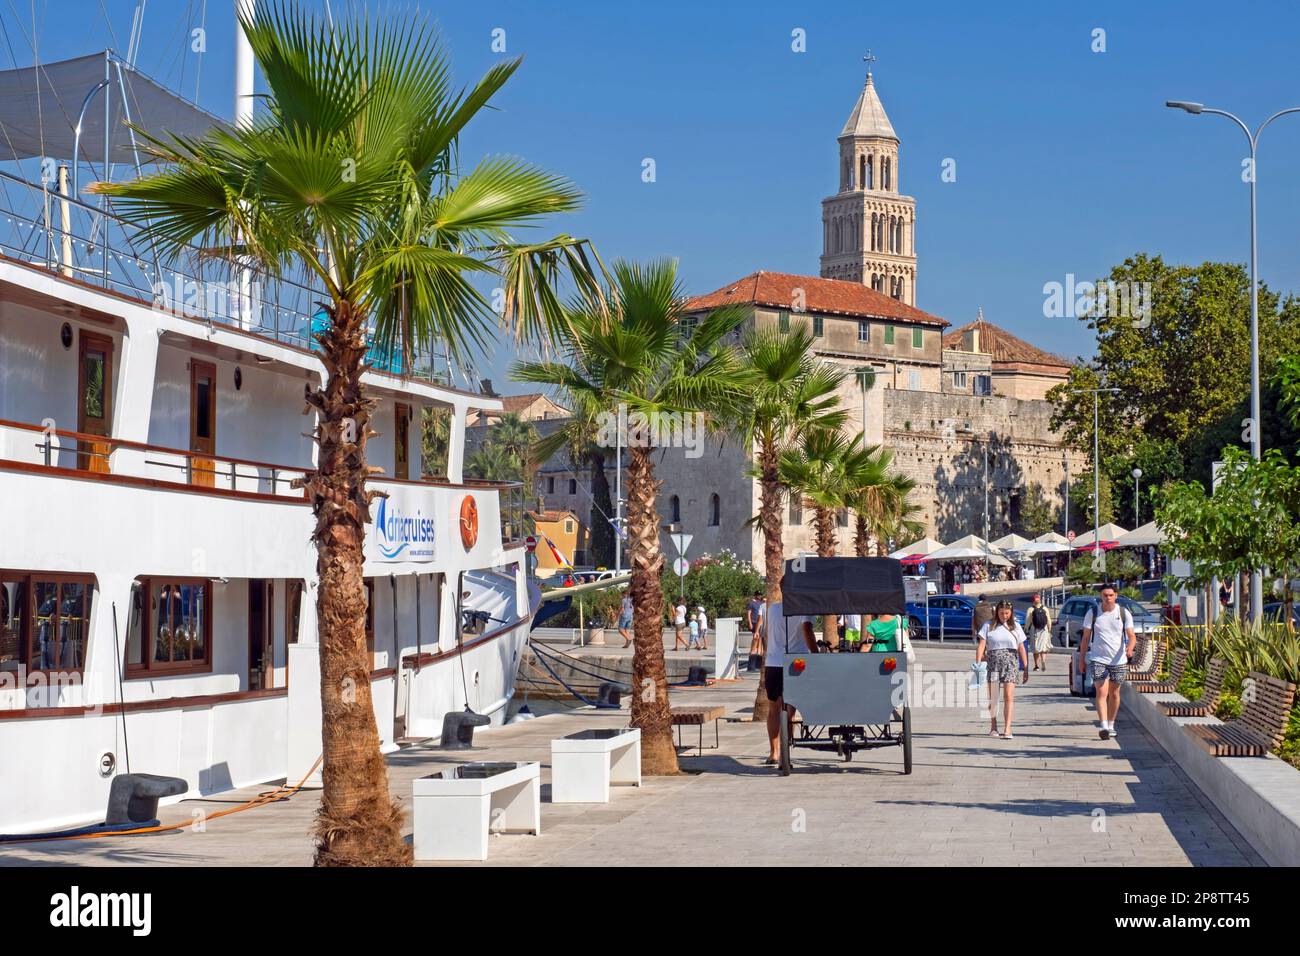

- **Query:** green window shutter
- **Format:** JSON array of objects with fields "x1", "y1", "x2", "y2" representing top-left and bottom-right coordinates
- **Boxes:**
[
  {"x1": 813, "y1": 316, "x2": 824, "y2": 337},
  {"x1": 913, "y1": 327, "x2": 923, "y2": 348},
  {"x1": 779, "y1": 310, "x2": 790, "y2": 333},
  {"x1": 884, "y1": 325, "x2": 894, "y2": 345}
]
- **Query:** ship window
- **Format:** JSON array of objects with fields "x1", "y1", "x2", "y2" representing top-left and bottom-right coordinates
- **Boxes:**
[
  {"x1": 364, "y1": 579, "x2": 376, "y2": 664},
  {"x1": 1, "y1": 575, "x2": 29, "y2": 673},
  {"x1": 286, "y1": 580, "x2": 304, "y2": 645},
  {"x1": 395, "y1": 403, "x2": 412, "y2": 480},
  {"x1": 121, "y1": 578, "x2": 210, "y2": 675},
  {"x1": 20, "y1": 575, "x2": 94, "y2": 673}
]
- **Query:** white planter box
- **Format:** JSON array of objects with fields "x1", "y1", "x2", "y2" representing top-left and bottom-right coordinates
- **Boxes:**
[
  {"x1": 551, "y1": 728, "x2": 642, "y2": 803},
  {"x1": 412, "y1": 761, "x2": 541, "y2": 861}
]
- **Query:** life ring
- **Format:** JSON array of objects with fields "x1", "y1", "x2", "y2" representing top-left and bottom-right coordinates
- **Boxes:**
[{"x1": 459, "y1": 495, "x2": 479, "y2": 550}]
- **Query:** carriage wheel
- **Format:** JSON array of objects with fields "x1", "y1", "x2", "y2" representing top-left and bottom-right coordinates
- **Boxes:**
[
  {"x1": 902, "y1": 705, "x2": 913, "y2": 775},
  {"x1": 778, "y1": 710, "x2": 792, "y2": 776}
]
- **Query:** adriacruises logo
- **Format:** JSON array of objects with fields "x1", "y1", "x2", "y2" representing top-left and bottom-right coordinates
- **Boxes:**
[{"x1": 375, "y1": 495, "x2": 435, "y2": 560}]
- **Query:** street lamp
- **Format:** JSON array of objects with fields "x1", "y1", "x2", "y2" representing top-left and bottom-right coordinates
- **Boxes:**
[
  {"x1": 1071, "y1": 385, "x2": 1119, "y2": 564},
  {"x1": 1132, "y1": 467, "x2": 1143, "y2": 526},
  {"x1": 1165, "y1": 98, "x2": 1300, "y2": 621}
]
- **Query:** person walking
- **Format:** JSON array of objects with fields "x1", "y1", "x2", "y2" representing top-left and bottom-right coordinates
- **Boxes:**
[
  {"x1": 695, "y1": 606, "x2": 709, "y2": 651},
  {"x1": 971, "y1": 594, "x2": 994, "y2": 645},
  {"x1": 763, "y1": 599, "x2": 817, "y2": 766},
  {"x1": 975, "y1": 600, "x2": 1028, "y2": 738},
  {"x1": 1077, "y1": 586, "x2": 1137, "y2": 740},
  {"x1": 617, "y1": 592, "x2": 634, "y2": 649},
  {"x1": 1026, "y1": 593, "x2": 1052, "y2": 671},
  {"x1": 671, "y1": 600, "x2": 689, "y2": 650},
  {"x1": 745, "y1": 591, "x2": 764, "y2": 671}
]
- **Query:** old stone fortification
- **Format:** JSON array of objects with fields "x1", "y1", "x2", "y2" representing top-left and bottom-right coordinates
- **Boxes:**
[{"x1": 881, "y1": 389, "x2": 1086, "y2": 540}]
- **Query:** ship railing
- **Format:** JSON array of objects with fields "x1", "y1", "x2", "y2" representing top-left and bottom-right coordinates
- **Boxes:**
[
  {"x1": 0, "y1": 417, "x2": 310, "y2": 499},
  {"x1": 0, "y1": 167, "x2": 446, "y2": 383}
]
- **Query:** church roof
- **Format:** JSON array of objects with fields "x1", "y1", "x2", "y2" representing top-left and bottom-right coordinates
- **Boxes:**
[
  {"x1": 685, "y1": 271, "x2": 948, "y2": 328},
  {"x1": 840, "y1": 73, "x2": 897, "y2": 140},
  {"x1": 942, "y1": 315, "x2": 1071, "y2": 370}
]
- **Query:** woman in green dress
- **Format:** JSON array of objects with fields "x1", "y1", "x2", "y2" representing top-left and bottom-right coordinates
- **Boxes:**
[{"x1": 864, "y1": 613, "x2": 901, "y2": 652}]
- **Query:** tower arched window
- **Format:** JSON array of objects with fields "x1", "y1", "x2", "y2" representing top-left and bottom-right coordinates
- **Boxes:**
[
  {"x1": 708, "y1": 493, "x2": 720, "y2": 527},
  {"x1": 670, "y1": 495, "x2": 680, "y2": 523},
  {"x1": 866, "y1": 155, "x2": 874, "y2": 189},
  {"x1": 884, "y1": 157, "x2": 892, "y2": 190},
  {"x1": 858, "y1": 155, "x2": 866, "y2": 191}
]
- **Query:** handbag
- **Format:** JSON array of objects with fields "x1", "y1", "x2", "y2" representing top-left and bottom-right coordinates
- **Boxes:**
[{"x1": 968, "y1": 660, "x2": 987, "y2": 690}]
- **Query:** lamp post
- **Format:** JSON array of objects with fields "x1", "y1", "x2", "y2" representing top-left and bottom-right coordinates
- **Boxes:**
[
  {"x1": 1063, "y1": 453, "x2": 1070, "y2": 537},
  {"x1": 1165, "y1": 99, "x2": 1300, "y2": 621},
  {"x1": 1071, "y1": 385, "x2": 1119, "y2": 565},
  {"x1": 1132, "y1": 466, "x2": 1143, "y2": 526}
]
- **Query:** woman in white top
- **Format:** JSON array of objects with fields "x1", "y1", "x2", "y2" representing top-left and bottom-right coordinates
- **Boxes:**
[{"x1": 975, "y1": 600, "x2": 1029, "y2": 739}]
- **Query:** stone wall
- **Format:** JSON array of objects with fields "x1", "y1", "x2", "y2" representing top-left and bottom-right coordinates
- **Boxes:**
[{"x1": 881, "y1": 389, "x2": 1086, "y2": 540}]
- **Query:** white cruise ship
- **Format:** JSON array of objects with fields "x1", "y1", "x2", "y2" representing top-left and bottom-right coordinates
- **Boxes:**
[{"x1": 0, "y1": 40, "x2": 532, "y2": 834}]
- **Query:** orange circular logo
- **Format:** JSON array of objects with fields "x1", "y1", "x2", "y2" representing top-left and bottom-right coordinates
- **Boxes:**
[{"x1": 459, "y1": 495, "x2": 479, "y2": 550}]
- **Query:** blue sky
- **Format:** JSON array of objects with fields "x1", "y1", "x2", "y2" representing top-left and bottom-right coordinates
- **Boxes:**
[{"x1": 9, "y1": 0, "x2": 1300, "y2": 389}]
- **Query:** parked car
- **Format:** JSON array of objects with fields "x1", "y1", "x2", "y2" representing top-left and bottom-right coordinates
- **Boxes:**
[
  {"x1": 906, "y1": 595, "x2": 1024, "y2": 639},
  {"x1": 1053, "y1": 595, "x2": 1162, "y2": 647},
  {"x1": 1263, "y1": 602, "x2": 1300, "y2": 629}
]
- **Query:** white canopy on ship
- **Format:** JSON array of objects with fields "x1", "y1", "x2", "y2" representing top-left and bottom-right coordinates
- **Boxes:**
[
  {"x1": 926, "y1": 534, "x2": 1013, "y2": 567},
  {"x1": 0, "y1": 51, "x2": 225, "y2": 164}
]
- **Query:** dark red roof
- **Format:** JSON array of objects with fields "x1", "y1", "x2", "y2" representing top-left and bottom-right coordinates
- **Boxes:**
[
  {"x1": 943, "y1": 318, "x2": 1070, "y2": 369},
  {"x1": 684, "y1": 271, "x2": 949, "y2": 328}
]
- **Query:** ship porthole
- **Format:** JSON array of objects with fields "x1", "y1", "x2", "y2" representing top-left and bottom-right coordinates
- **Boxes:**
[
  {"x1": 98, "y1": 752, "x2": 116, "y2": 777},
  {"x1": 60, "y1": 322, "x2": 73, "y2": 349}
]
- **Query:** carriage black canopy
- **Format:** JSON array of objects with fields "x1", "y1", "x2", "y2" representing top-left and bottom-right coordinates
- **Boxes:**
[{"x1": 779, "y1": 557, "x2": 906, "y2": 616}]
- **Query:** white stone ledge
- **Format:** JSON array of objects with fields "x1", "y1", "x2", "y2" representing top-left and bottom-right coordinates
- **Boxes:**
[{"x1": 1127, "y1": 687, "x2": 1300, "y2": 866}]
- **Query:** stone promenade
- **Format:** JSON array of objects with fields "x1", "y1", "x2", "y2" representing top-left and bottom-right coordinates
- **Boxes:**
[{"x1": 0, "y1": 645, "x2": 1261, "y2": 866}]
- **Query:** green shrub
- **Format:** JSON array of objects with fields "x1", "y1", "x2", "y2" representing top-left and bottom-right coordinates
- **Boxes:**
[{"x1": 661, "y1": 549, "x2": 764, "y2": 621}]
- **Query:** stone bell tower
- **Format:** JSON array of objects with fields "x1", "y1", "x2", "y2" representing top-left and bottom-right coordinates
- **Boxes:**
[{"x1": 819, "y1": 56, "x2": 918, "y2": 305}]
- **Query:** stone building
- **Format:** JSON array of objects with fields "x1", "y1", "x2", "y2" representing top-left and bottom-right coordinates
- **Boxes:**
[{"x1": 513, "y1": 66, "x2": 1085, "y2": 566}]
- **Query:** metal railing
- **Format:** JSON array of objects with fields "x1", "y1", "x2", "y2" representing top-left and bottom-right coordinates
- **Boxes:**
[{"x1": 0, "y1": 167, "x2": 446, "y2": 382}]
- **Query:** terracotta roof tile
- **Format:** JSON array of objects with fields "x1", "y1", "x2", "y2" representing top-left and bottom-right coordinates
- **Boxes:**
[
  {"x1": 943, "y1": 318, "x2": 1070, "y2": 369},
  {"x1": 684, "y1": 271, "x2": 949, "y2": 328}
]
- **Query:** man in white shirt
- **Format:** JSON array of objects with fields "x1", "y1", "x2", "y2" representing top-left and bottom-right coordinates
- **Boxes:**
[
  {"x1": 763, "y1": 600, "x2": 817, "y2": 766},
  {"x1": 1077, "y1": 586, "x2": 1137, "y2": 740}
]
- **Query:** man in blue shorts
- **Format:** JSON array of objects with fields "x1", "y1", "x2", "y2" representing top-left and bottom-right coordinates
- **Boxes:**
[{"x1": 1077, "y1": 586, "x2": 1137, "y2": 740}]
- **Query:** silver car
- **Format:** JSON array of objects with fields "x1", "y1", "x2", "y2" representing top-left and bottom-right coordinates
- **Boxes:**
[{"x1": 1053, "y1": 595, "x2": 1162, "y2": 647}]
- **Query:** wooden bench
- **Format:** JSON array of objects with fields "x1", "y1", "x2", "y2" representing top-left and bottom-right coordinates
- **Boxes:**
[
  {"x1": 1132, "y1": 646, "x2": 1187, "y2": 694},
  {"x1": 1182, "y1": 671, "x2": 1297, "y2": 757},
  {"x1": 670, "y1": 705, "x2": 725, "y2": 756},
  {"x1": 1158, "y1": 656, "x2": 1227, "y2": 718},
  {"x1": 1128, "y1": 636, "x2": 1164, "y2": 683}
]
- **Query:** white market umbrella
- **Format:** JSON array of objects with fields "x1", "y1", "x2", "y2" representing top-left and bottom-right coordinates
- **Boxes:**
[
  {"x1": 1072, "y1": 523, "x2": 1129, "y2": 548},
  {"x1": 1116, "y1": 521, "x2": 1165, "y2": 547},
  {"x1": 991, "y1": 533, "x2": 1034, "y2": 550},
  {"x1": 927, "y1": 534, "x2": 1012, "y2": 566},
  {"x1": 888, "y1": 536, "x2": 946, "y2": 560}
]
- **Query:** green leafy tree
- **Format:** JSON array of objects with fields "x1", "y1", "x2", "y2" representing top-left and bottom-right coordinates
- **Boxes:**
[
  {"x1": 1068, "y1": 471, "x2": 1114, "y2": 530},
  {"x1": 94, "y1": 1, "x2": 603, "y2": 865},
  {"x1": 514, "y1": 259, "x2": 750, "y2": 774},
  {"x1": 662, "y1": 551, "x2": 765, "y2": 621},
  {"x1": 1048, "y1": 254, "x2": 1300, "y2": 498},
  {"x1": 1016, "y1": 483, "x2": 1056, "y2": 538}
]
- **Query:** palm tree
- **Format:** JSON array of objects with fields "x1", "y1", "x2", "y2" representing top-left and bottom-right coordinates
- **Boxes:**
[
  {"x1": 733, "y1": 327, "x2": 846, "y2": 719},
  {"x1": 514, "y1": 259, "x2": 749, "y2": 774},
  {"x1": 466, "y1": 441, "x2": 523, "y2": 483},
  {"x1": 94, "y1": 2, "x2": 602, "y2": 866},
  {"x1": 421, "y1": 406, "x2": 451, "y2": 478},
  {"x1": 780, "y1": 429, "x2": 886, "y2": 559},
  {"x1": 489, "y1": 413, "x2": 538, "y2": 468}
]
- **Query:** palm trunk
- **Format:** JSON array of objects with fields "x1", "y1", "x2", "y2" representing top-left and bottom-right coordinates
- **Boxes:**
[
  {"x1": 753, "y1": 437, "x2": 784, "y2": 722},
  {"x1": 626, "y1": 445, "x2": 679, "y2": 774},
  {"x1": 854, "y1": 514, "x2": 870, "y2": 557},
  {"x1": 305, "y1": 301, "x2": 410, "y2": 867},
  {"x1": 815, "y1": 507, "x2": 837, "y2": 645}
]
